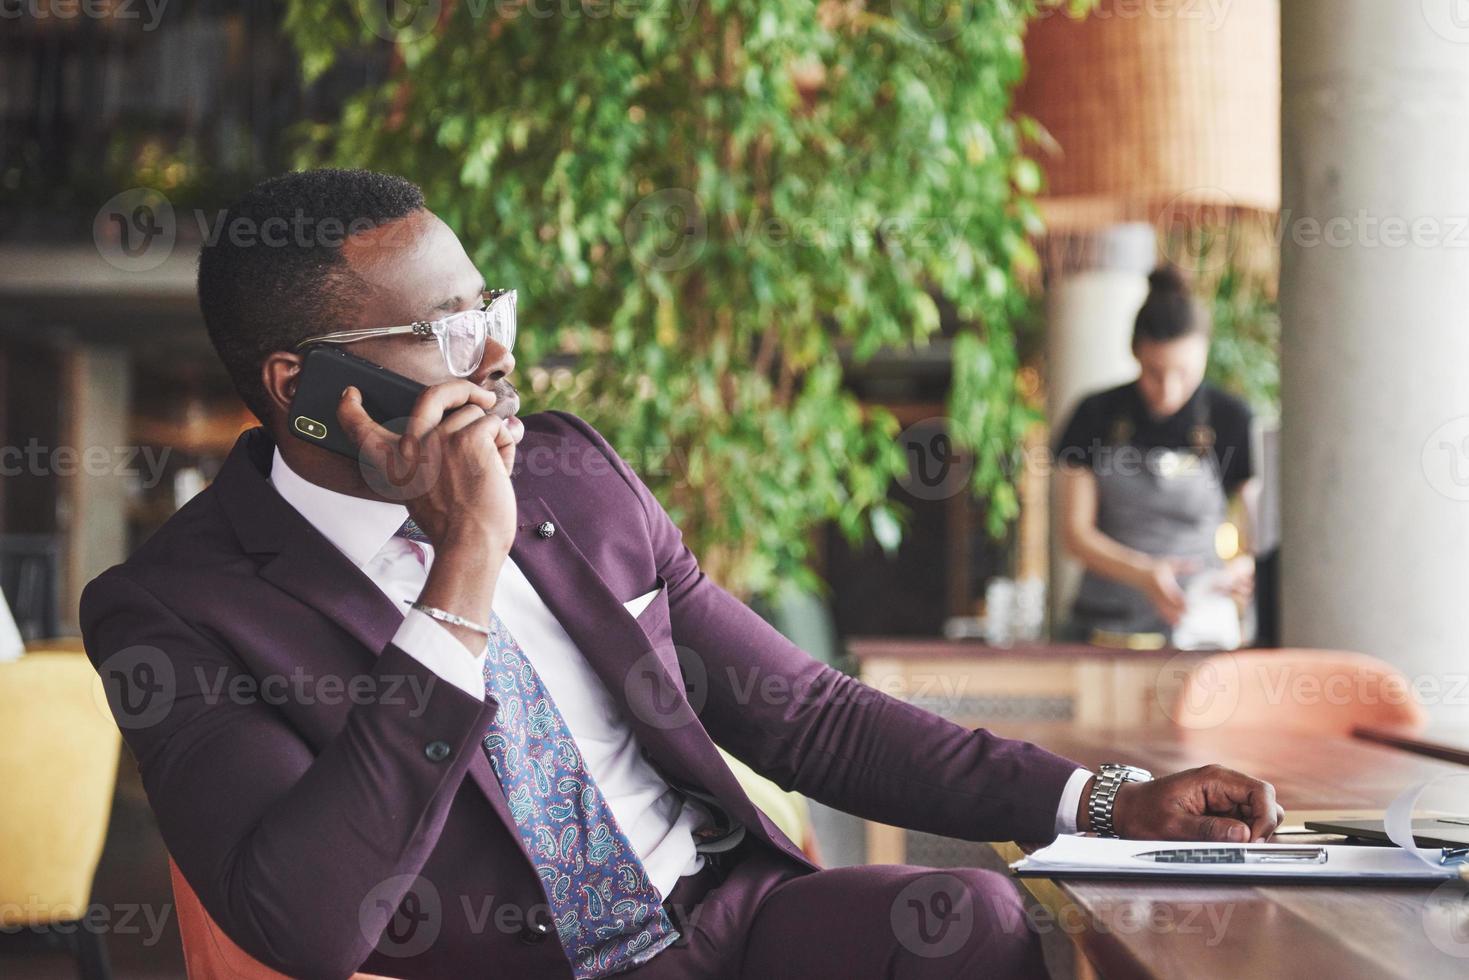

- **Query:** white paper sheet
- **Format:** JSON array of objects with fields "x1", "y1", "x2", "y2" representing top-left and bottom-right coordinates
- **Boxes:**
[
  {"x1": 0, "y1": 592, "x2": 22, "y2": 663},
  {"x1": 1384, "y1": 773, "x2": 1469, "y2": 870},
  {"x1": 1012, "y1": 833, "x2": 1459, "y2": 881}
]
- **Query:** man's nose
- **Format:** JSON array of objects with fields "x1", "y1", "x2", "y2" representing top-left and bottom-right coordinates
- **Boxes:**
[{"x1": 472, "y1": 340, "x2": 515, "y2": 384}]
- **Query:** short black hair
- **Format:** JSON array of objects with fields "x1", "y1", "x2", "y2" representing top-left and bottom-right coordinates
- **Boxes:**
[
  {"x1": 197, "y1": 169, "x2": 426, "y2": 422},
  {"x1": 1133, "y1": 265, "x2": 1210, "y2": 346}
]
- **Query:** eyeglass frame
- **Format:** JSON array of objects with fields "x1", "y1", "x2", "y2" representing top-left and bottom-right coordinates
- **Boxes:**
[{"x1": 293, "y1": 288, "x2": 516, "y2": 378}]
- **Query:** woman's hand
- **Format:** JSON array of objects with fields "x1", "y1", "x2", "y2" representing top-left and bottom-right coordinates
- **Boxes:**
[
  {"x1": 1136, "y1": 558, "x2": 1196, "y2": 625},
  {"x1": 1216, "y1": 554, "x2": 1256, "y2": 602}
]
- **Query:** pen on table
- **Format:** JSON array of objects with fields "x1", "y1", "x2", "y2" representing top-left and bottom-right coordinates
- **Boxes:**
[
  {"x1": 1439, "y1": 847, "x2": 1469, "y2": 866},
  {"x1": 1133, "y1": 847, "x2": 1328, "y2": 865}
]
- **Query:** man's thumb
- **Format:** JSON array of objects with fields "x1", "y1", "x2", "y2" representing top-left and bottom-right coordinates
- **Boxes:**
[{"x1": 1185, "y1": 816, "x2": 1249, "y2": 843}]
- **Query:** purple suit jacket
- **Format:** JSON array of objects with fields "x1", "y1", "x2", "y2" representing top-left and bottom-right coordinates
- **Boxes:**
[{"x1": 80, "y1": 412, "x2": 1081, "y2": 979}]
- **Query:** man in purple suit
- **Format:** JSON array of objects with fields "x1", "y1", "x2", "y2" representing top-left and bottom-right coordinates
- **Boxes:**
[{"x1": 82, "y1": 170, "x2": 1282, "y2": 979}]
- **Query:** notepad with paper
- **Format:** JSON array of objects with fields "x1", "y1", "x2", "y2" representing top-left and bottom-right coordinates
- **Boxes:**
[
  {"x1": 1012, "y1": 774, "x2": 1469, "y2": 883},
  {"x1": 1009, "y1": 835, "x2": 1462, "y2": 882}
]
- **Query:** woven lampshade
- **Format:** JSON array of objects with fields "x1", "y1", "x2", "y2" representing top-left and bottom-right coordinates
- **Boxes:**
[{"x1": 1015, "y1": 0, "x2": 1280, "y2": 231}]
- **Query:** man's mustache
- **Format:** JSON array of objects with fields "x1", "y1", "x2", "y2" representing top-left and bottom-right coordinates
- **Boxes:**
[{"x1": 485, "y1": 378, "x2": 519, "y2": 417}]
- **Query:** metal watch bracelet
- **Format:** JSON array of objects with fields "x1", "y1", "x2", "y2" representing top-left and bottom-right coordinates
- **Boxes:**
[{"x1": 1087, "y1": 763, "x2": 1153, "y2": 838}]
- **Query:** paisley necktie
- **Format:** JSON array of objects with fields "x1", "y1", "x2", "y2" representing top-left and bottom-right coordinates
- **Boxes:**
[{"x1": 395, "y1": 519, "x2": 679, "y2": 977}]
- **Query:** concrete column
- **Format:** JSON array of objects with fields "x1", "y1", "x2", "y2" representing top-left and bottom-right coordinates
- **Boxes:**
[
  {"x1": 1281, "y1": 2, "x2": 1469, "y2": 719},
  {"x1": 1046, "y1": 223, "x2": 1156, "y2": 628},
  {"x1": 62, "y1": 345, "x2": 132, "y2": 634}
]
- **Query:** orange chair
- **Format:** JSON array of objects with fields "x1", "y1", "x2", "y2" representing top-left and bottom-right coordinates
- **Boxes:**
[
  {"x1": 168, "y1": 857, "x2": 399, "y2": 980},
  {"x1": 1169, "y1": 648, "x2": 1428, "y2": 734}
]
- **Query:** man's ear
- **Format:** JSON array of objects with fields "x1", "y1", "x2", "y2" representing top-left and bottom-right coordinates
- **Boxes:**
[{"x1": 261, "y1": 352, "x2": 304, "y2": 424}]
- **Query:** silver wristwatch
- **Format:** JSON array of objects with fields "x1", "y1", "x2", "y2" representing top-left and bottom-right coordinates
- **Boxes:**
[{"x1": 1087, "y1": 763, "x2": 1152, "y2": 838}]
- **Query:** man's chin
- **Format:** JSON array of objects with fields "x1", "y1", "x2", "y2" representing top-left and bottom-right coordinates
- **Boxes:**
[{"x1": 502, "y1": 414, "x2": 525, "y2": 443}]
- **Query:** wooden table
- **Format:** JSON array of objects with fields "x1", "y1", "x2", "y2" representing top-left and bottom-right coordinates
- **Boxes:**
[
  {"x1": 985, "y1": 724, "x2": 1469, "y2": 979},
  {"x1": 1354, "y1": 722, "x2": 1469, "y2": 767}
]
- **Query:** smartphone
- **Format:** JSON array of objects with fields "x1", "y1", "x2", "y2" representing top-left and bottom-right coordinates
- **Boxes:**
[{"x1": 287, "y1": 347, "x2": 425, "y2": 460}]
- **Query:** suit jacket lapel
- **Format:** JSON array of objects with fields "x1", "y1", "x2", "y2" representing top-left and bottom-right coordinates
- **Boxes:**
[
  {"x1": 258, "y1": 539, "x2": 402, "y2": 659},
  {"x1": 214, "y1": 429, "x2": 401, "y2": 664},
  {"x1": 508, "y1": 494, "x2": 707, "y2": 787},
  {"x1": 507, "y1": 494, "x2": 806, "y2": 862}
]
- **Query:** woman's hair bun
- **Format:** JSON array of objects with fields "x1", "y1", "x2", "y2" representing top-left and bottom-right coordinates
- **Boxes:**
[
  {"x1": 1147, "y1": 265, "x2": 1189, "y2": 296},
  {"x1": 1134, "y1": 264, "x2": 1207, "y2": 344}
]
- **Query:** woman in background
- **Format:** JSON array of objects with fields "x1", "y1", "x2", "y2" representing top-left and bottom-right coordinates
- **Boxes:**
[{"x1": 1055, "y1": 266, "x2": 1259, "y2": 647}]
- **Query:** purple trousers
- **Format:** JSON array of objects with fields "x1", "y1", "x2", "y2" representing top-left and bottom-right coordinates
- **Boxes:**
[{"x1": 626, "y1": 841, "x2": 1049, "y2": 980}]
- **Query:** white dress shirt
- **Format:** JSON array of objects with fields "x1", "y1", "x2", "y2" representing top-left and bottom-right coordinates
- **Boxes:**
[
  {"x1": 268, "y1": 449, "x2": 1090, "y2": 862},
  {"x1": 1056, "y1": 767, "x2": 1091, "y2": 836},
  {"x1": 268, "y1": 449, "x2": 706, "y2": 897}
]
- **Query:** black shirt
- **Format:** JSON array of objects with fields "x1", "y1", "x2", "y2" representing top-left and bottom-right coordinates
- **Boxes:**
[{"x1": 1054, "y1": 381, "x2": 1255, "y2": 494}]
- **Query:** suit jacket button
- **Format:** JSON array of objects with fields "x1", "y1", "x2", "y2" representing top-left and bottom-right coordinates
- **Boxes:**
[
  {"x1": 536, "y1": 521, "x2": 555, "y2": 539},
  {"x1": 424, "y1": 740, "x2": 451, "y2": 762}
]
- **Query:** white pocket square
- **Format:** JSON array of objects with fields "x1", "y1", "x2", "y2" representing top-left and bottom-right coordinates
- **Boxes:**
[{"x1": 622, "y1": 586, "x2": 663, "y2": 619}]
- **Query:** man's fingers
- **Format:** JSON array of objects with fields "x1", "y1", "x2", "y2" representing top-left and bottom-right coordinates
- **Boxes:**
[
  {"x1": 1247, "y1": 795, "x2": 1286, "y2": 842},
  {"x1": 403, "y1": 381, "x2": 497, "y2": 444},
  {"x1": 1184, "y1": 814, "x2": 1250, "y2": 843},
  {"x1": 336, "y1": 387, "x2": 396, "y2": 468},
  {"x1": 464, "y1": 413, "x2": 516, "y2": 471},
  {"x1": 1202, "y1": 767, "x2": 1284, "y2": 842},
  {"x1": 466, "y1": 412, "x2": 514, "y2": 450},
  {"x1": 439, "y1": 403, "x2": 490, "y2": 435}
]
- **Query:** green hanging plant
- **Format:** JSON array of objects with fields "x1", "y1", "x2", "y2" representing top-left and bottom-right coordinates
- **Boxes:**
[{"x1": 283, "y1": 0, "x2": 1071, "y2": 599}]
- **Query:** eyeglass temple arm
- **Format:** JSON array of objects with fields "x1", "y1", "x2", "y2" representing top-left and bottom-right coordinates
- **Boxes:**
[{"x1": 294, "y1": 324, "x2": 426, "y2": 349}]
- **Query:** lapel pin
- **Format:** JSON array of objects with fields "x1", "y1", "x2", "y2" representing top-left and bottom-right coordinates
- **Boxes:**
[{"x1": 536, "y1": 521, "x2": 556, "y2": 539}]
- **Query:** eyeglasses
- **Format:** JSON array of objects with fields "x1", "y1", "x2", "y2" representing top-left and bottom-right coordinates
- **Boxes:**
[{"x1": 295, "y1": 289, "x2": 516, "y2": 377}]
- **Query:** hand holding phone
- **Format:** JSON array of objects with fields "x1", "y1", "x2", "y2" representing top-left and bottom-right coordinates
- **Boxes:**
[
  {"x1": 335, "y1": 379, "x2": 519, "y2": 557},
  {"x1": 288, "y1": 348, "x2": 425, "y2": 459},
  {"x1": 288, "y1": 348, "x2": 519, "y2": 650}
]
